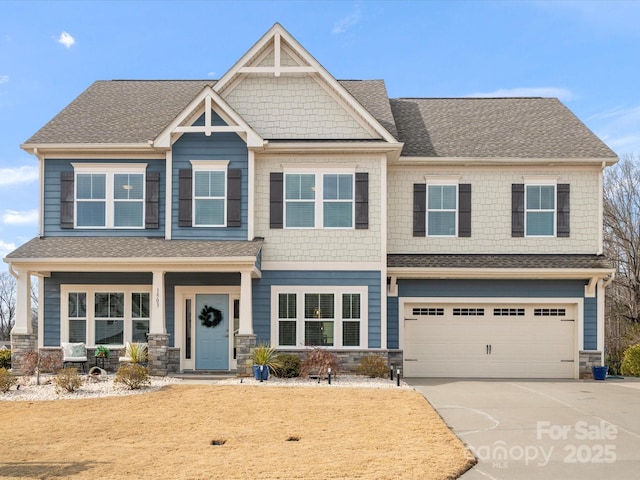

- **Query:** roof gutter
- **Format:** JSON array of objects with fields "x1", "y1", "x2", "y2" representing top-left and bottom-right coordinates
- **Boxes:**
[
  {"x1": 20, "y1": 142, "x2": 169, "y2": 155},
  {"x1": 386, "y1": 267, "x2": 616, "y2": 280}
]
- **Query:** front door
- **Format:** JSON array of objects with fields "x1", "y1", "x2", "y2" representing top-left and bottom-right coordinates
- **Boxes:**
[{"x1": 195, "y1": 294, "x2": 229, "y2": 370}]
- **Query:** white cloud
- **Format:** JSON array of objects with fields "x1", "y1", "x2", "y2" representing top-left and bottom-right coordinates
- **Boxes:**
[
  {"x1": 0, "y1": 75, "x2": 8, "y2": 84},
  {"x1": 0, "y1": 240, "x2": 16, "y2": 259},
  {"x1": 2, "y1": 209, "x2": 38, "y2": 226},
  {"x1": 332, "y1": 7, "x2": 362, "y2": 34},
  {"x1": 466, "y1": 87, "x2": 574, "y2": 101},
  {"x1": 207, "y1": 71, "x2": 216, "y2": 78},
  {"x1": 57, "y1": 31, "x2": 75, "y2": 49},
  {"x1": 0, "y1": 165, "x2": 39, "y2": 186}
]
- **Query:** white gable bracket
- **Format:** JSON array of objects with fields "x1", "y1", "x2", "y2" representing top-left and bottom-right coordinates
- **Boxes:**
[{"x1": 153, "y1": 86, "x2": 263, "y2": 149}]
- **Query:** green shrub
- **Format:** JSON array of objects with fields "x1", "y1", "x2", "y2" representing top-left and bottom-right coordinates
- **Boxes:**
[
  {"x1": 300, "y1": 348, "x2": 339, "y2": 379},
  {"x1": 275, "y1": 354, "x2": 301, "y2": 378},
  {"x1": 115, "y1": 364, "x2": 150, "y2": 390},
  {"x1": 0, "y1": 367, "x2": 17, "y2": 393},
  {"x1": 355, "y1": 355, "x2": 389, "y2": 378},
  {"x1": 621, "y1": 344, "x2": 640, "y2": 376},
  {"x1": 0, "y1": 349, "x2": 11, "y2": 369},
  {"x1": 54, "y1": 367, "x2": 83, "y2": 393}
]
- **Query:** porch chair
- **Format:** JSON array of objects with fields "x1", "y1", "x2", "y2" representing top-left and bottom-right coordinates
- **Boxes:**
[{"x1": 61, "y1": 342, "x2": 88, "y2": 373}]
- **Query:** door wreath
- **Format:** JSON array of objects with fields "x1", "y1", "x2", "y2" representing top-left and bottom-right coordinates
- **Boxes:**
[{"x1": 199, "y1": 305, "x2": 223, "y2": 328}]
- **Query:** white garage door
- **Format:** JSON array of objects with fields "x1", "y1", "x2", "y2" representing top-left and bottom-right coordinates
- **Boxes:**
[{"x1": 403, "y1": 303, "x2": 576, "y2": 378}]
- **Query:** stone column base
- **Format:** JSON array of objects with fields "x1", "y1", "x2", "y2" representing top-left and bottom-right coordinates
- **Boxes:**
[
  {"x1": 235, "y1": 334, "x2": 256, "y2": 376},
  {"x1": 10, "y1": 333, "x2": 37, "y2": 376},
  {"x1": 147, "y1": 333, "x2": 170, "y2": 376},
  {"x1": 579, "y1": 350, "x2": 603, "y2": 379}
]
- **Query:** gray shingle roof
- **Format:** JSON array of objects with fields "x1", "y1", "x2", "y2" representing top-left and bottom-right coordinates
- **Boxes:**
[
  {"x1": 387, "y1": 254, "x2": 613, "y2": 270},
  {"x1": 389, "y1": 98, "x2": 616, "y2": 158},
  {"x1": 6, "y1": 237, "x2": 263, "y2": 260},
  {"x1": 26, "y1": 81, "x2": 216, "y2": 144},
  {"x1": 340, "y1": 80, "x2": 398, "y2": 140},
  {"x1": 24, "y1": 79, "x2": 398, "y2": 145}
]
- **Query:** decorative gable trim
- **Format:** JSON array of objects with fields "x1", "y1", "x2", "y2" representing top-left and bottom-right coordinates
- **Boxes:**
[
  {"x1": 214, "y1": 23, "x2": 398, "y2": 144},
  {"x1": 153, "y1": 86, "x2": 263, "y2": 149}
]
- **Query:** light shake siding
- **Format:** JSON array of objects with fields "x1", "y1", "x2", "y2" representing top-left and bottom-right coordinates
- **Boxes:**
[
  {"x1": 222, "y1": 75, "x2": 375, "y2": 139},
  {"x1": 256, "y1": 47, "x2": 300, "y2": 67},
  {"x1": 254, "y1": 155, "x2": 383, "y2": 263},
  {"x1": 387, "y1": 165, "x2": 601, "y2": 254}
]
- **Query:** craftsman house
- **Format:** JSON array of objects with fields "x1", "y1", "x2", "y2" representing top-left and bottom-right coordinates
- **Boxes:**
[{"x1": 5, "y1": 23, "x2": 616, "y2": 378}]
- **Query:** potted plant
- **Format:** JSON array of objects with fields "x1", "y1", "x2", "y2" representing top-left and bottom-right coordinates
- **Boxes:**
[
  {"x1": 94, "y1": 345, "x2": 110, "y2": 359},
  {"x1": 251, "y1": 344, "x2": 282, "y2": 381}
]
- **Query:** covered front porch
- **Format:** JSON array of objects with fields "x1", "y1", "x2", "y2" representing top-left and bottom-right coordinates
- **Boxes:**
[{"x1": 4, "y1": 236, "x2": 263, "y2": 376}]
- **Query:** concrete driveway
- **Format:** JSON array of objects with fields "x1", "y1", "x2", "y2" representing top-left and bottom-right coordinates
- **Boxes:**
[{"x1": 407, "y1": 378, "x2": 640, "y2": 479}]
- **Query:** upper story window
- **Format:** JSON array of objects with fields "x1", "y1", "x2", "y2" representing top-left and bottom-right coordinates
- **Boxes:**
[
  {"x1": 284, "y1": 171, "x2": 354, "y2": 229},
  {"x1": 193, "y1": 165, "x2": 227, "y2": 227},
  {"x1": 270, "y1": 170, "x2": 368, "y2": 230},
  {"x1": 73, "y1": 164, "x2": 146, "y2": 229},
  {"x1": 427, "y1": 184, "x2": 457, "y2": 236},
  {"x1": 525, "y1": 185, "x2": 556, "y2": 236},
  {"x1": 413, "y1": 178, "x2": 471, "y2": 238},
  {"x1": 511, "y1": 180, "x2": 569, "y2": 238}
]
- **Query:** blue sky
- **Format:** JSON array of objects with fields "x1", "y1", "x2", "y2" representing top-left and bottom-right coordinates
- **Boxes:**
[{"x1": 1, "y1": 0, "x2": 639, "y2": 264}]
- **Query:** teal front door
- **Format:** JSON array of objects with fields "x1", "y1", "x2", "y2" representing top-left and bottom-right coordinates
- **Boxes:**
[{"x1": 195, "y1": 294, "x2": 229, "y2": 370}]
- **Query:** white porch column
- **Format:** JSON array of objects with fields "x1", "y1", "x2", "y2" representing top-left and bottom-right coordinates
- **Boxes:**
[
  {"x1": 239, "y1": 270, "x2": 253, "y2": 335},
  {"x1": 11, "y1": 269, "x2": 32, "y2": 335},
  {"x1": 150, "y1": 270, "x2": 166, "y2": 334}
]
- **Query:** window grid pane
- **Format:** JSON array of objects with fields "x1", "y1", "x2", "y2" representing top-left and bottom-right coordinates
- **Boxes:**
[
  {"x1": 286, "y1": 202, "x2": 314, "y2": 228},
  {"x1": 342, "y1": 321, "x2": 360, "y2": 347},
  {"x1": 304, "y1": 294, "x2": 334, "y2": 319},
  {"x1": 132, "y1": 320, "x2": 149, "y2": 343},
  {"x1": 195, "y1": 198, "x2": 225, "y2": 226},
  {"x1": 305, "y1": 321, "x2": 334, "y2": 346},
  {"x1": 95, "y1": 320, "x2": 124, "y2": 345},
  {"x1": 278, "y1": 293, "x2": 297, "y2": 319},
  {"x1": 342, "y1": 294, "x2": 361, "y2": 319},
  {"x1": 279, "y1": 321, "x2": 297, "y2": 346},
  {"x1": 95, "y1": 293, "x2": 125, "y2": 318},
  {"x1": 69, "y1": 319, "x2": 86, "y2": 343},
  {"x1": 114, "y1": 174, "x2": 143, "y2": 200}
]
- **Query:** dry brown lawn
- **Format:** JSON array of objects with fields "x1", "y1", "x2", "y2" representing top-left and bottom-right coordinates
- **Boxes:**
[{"x1": 1, "y1": 384, "x2": 474, "y2": 479}]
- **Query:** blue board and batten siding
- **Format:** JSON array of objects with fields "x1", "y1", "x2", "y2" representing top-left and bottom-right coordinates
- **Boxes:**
[
  {"x1": 253, "y1": 271, "x2": 382, "y2": 347},
  {"x1": 43, "y1": 159, "x2": 166, "y2": 237},
  {"x1": 42, "y1": 272, "x2": 151, "y2": 346},
  {"x1": 171, "y1": 111, "x2": 249, "y2": 240},
  {"x1": 391, "y1": 279, "x2": 597, "y2": 350}
]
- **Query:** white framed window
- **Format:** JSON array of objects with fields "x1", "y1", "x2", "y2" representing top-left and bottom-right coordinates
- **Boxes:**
[
  {"x1": 73, "y1": 163, "x2": 146, "y2": 229},
  {"x1": 68, "y1": 292, "x2": 87, "y2": 343},
  {"x1": 61, "y1": 285, "x2": 152, "y2": 346},
  {"x1": 284, "y1": 169, "x2": 355, "y2": 229},
  {"x1": 526, "y1": 184, "x2": 556, "y2": 236},
  {"x1": 271, "y1": 286, "x2": 367, "y2": 348},
  {"x1": 191, "y1": 160, "x2": 228, "y2": 227},
  {"x1": 427, "y1": 184, "x2": 457, "y2": 236}
]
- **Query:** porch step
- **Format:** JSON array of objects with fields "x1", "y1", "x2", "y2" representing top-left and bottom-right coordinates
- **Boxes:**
[{"x1": 171, "y1": 371, "x2": 239, "y2": 381}]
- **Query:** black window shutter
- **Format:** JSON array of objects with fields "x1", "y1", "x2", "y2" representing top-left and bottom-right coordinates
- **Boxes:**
[
  {"x1": 227, "y1": 169, "x2": 241, "y2": 227},
  {"x1": 178, "y1": 169, "x2": 192, "y2": 227},
  {"x1": 512, "y1": 184, "x2": 525, "y2": 237},
  {"x1": 270, "y1": 172, "x2": 283, "y2": 229},
  {"x1": 60, "y1": 171, "x2": 74, "y2": 229},
  {"x1": 557, "y1": 183, "x2": 570, "y2": 237},
  {"x1": 355, "y1": 172, "x2": 369, "y2": 229},
  {"x1": 458, "y1": 184, "x2": 471, "y2": 237},
  {"x1": 413, "y1": 184, "x2": 426, "y2": 237},
  {"x1": 145, "y1": 172, "x2": 160, "y2": 229}
]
